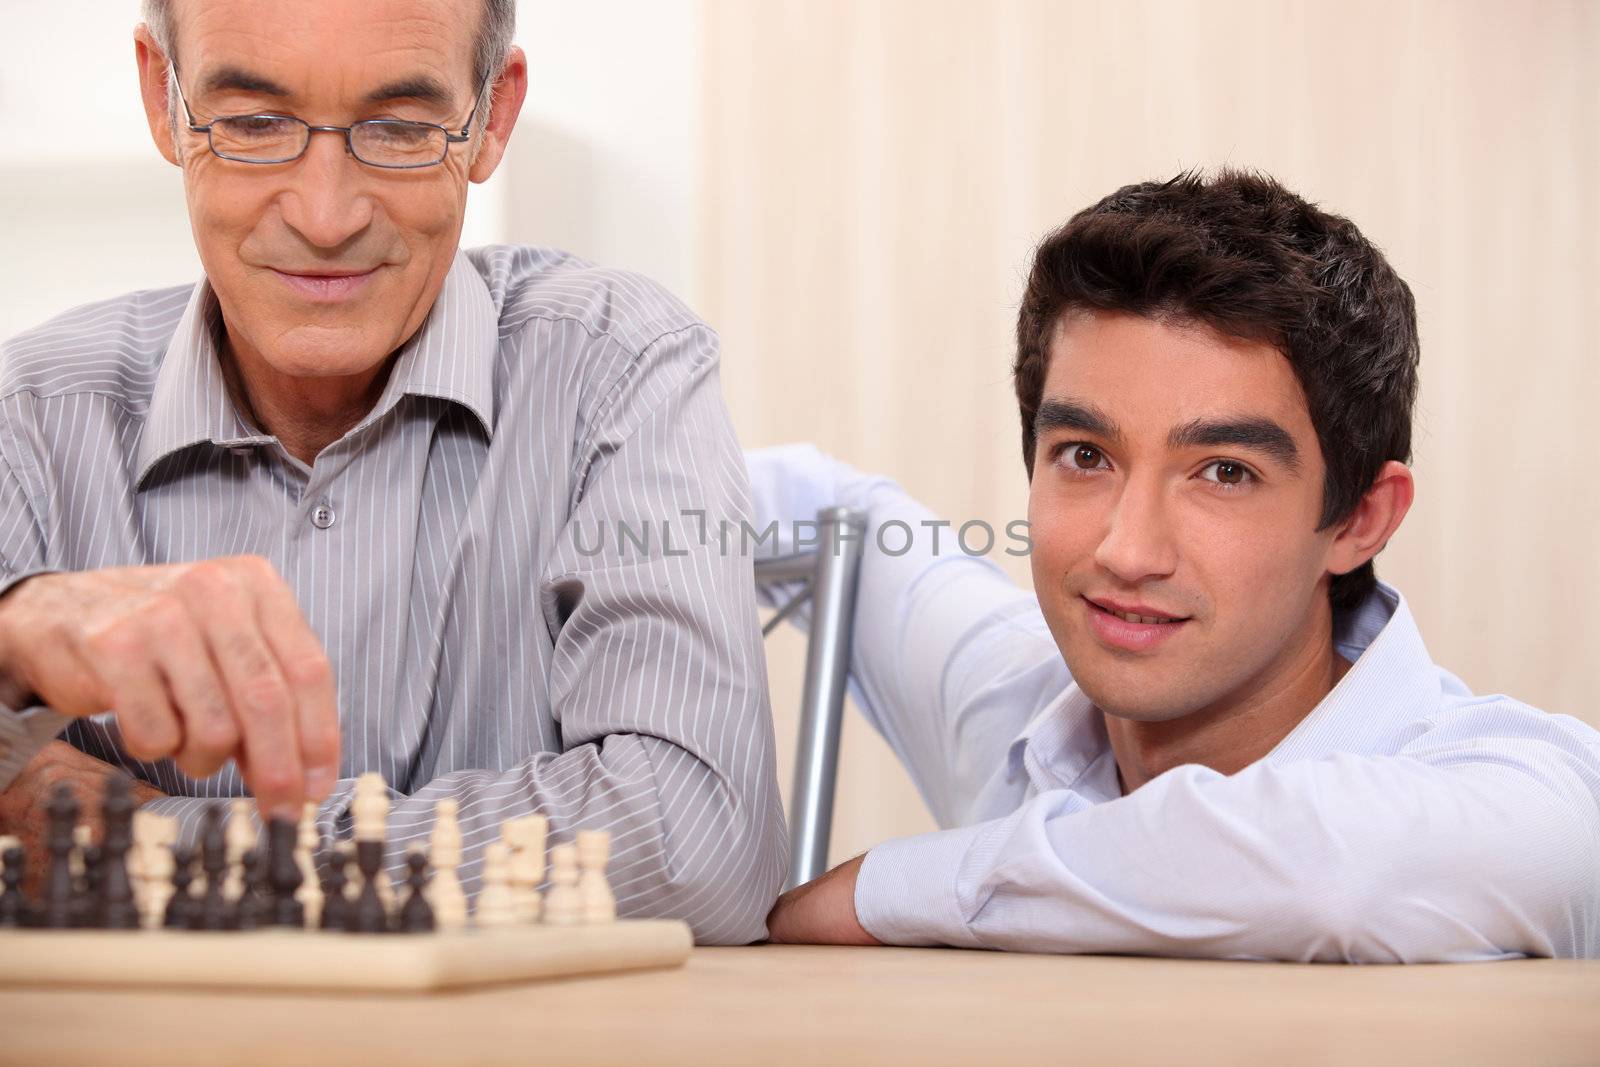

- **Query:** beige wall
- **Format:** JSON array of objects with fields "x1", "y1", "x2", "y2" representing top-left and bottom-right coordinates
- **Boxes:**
[{"x1": 701, "y1": 0, "x2": 1600, "y2": 860}]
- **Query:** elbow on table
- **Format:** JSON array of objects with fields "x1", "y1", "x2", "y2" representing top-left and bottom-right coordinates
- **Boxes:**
[
  {"x1": 1285, "y1": 834, "x2": 1600, "y2": 963},
  {"x1": 653, "y1": 795, "x2": 787, "y2": 946}
]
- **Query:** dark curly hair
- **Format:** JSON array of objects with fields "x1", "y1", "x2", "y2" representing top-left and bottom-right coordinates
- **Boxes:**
[{"x1": 1013, "y1": 169, "x2": 1420, "y2": 612}]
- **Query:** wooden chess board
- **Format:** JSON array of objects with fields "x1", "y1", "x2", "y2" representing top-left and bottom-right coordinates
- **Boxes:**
[{"x1": 0, "y1": 919, "x2": 692, "y2": 993}]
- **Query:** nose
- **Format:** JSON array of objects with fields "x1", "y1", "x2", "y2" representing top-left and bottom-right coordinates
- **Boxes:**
[
  {"x1": 1092, "y1": 476, "x2": 1179, "y2": 584},
  {"x1": 276, "y1": 127, "x2": 374, "y2": 249}
]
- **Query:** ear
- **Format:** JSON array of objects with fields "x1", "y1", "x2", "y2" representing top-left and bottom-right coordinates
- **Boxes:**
[
  {"x1": 468, "y1": 45, "x2": 529, "y2": 184},
  {"x1": 134, "y1": 24, "x2": 181, "y2": 167},
  {"x1": 1326, "y1": 460, "x2": 1415, "y2": 579}
]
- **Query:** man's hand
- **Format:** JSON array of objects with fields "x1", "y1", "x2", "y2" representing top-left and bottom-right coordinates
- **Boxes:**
[
  {"x1": 765, "y1": 853, "x2": 883, "y2": 946},
  {"x1": 0, "y1": 741, "x2": 165, "y2": 894},
  {"x1": 0, "y1": 557, "x2": 339, "y2": 818}
]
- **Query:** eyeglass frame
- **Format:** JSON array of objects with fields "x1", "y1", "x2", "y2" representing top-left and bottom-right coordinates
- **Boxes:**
[{"x1": 168, "y1": 64, "x2": 492, "y2": 170}]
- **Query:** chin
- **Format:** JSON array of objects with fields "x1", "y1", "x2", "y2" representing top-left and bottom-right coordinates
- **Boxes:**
[
  {"x1": 257, "y1": 329, "x2": 392, "y2": 379},
  {"x1": 1064, "y1": 648, "x2": 1207, "y2": 722}
]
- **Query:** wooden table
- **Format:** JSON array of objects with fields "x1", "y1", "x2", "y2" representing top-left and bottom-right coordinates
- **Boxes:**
[{"x1": 3, "y1": 945, "x2": 1596, "y2": 1066}]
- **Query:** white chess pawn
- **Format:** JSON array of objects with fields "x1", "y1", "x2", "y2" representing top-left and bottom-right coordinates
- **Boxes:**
[
  {"x1": 71, "y1": 824, "x2": 91, "y2": 882},
  {"x1": 541, "y1": 843, "x2": 582, "y2": 926},
  {"x1": 224, "y1": 798, "x2": 256, "y2": 901},
  {"x1": 0, "y1": 835, "x2": 18, "y2": 890},
  {"x1": 575, "y1": 830, "x2": 616, "y2": 924},
  {"x1": 141, "y1": 839, "x2": 175, "y2": 930},
  {"x1": 474, "y1": 842, "x2": 519, "y2": 928},
  {"x1": 293, "y1": 802, "x2": 324, "y2": 928},
  {"x1": 129, "y1": 812, "x2": 171, "y2": 926},
  {"x1": 428, "y1": 799, "x2": 469, "y2": 932},
  {"x1": 502, "y1": 815, "x2": 548, "y2": 923}
]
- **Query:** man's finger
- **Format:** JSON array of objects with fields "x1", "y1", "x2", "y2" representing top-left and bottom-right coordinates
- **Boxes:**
[
  {"x1": 251, "y1": 563, "x2": 340, "y2": 801},
  {"x1": 154, "y1": 616, "x2": 240, "y2": 779},
  {"x1": 180, "y1": 564, "x2": 304, "y2": 817},
  {"x1": 80, "y1": 623, "x2": 181, "y2": 762}
]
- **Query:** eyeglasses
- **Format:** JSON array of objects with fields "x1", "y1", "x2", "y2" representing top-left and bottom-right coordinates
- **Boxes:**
[{"x1": 169, "y1": 66, "x2": 489, "y2": 169}]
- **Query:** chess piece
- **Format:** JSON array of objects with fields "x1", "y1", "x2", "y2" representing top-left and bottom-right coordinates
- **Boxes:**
[
  {"x1": 131, "y1": 812, "x2": 178, "y2": 930},
  {"x1": 350, "y1": 842, "x2": 389, "y2": 933},
  {"x1": 199, "y1": 805, "x2": 231, "y2": 930},
  {"x1": 575, "y1": 830, "x2": 616, "y2": 924},
  {"x1": 140, "y1": 835, "x2": 175, "y2": 930},
  {"x1": 234, "y1": 848, "x2": 265, "y2": 930},
  {"x1": 43, "y1": 784, "x2": 79, "y2": 929},
  {"x1": 77, "y1": 844, "x2": 104, "y2": 928},
  {"x1": 427, "y1": 799, "x2": 468, "y2": 931},
  {"x1": 267, "y1": 817, "x2": 304, "y2": 927},
  {"x1": 502, "y1": 814, "x2": 547, "y2": 923},
  {"x1": 473, "y1": 842, "x2": 518, "y2": 928},
  {"x1": 397, "y1": 850, "x2": 435, "y2": 934},
  {"x1": 98, "y1": 774, "x2": 139, "y2": 930},
  {"x1": 224, "y1": 798, "x2": 257, "y2": 902},
  {"x1": 164, "y1": 846, "x2": 197, "y2": 930},
  {"x1": 319, "y1": 855, "x2": 349, "y2": 932},
  {"x1": 0, "y1": 845, "x2": 27, "y2": 927},
  {"x1": 351, "y1": 774, "x2": 396, "y2": 923},
  {"x1": 293, "y1": 803, "x2": 324, "y2": 928},
  {"x1": 541, "y1": 842, "x2": 582, "y2": 926}
]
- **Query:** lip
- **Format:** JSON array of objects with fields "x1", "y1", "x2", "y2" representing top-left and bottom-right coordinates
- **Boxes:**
[
  {"x1": 1083, "y1": 595, "x2": 1190, "y2": 653},
  {"x1": 270, "y1": 267, "x2": 378, "y2": 303}
]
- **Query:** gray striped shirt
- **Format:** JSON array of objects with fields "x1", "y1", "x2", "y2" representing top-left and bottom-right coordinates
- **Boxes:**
[{"x1": 0, "y1": 246, "x2": 786, "y2": 943}]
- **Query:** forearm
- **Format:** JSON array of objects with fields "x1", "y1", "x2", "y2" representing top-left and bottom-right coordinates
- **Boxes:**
[{"x1": 857, "y1": 751, "x2": 1600, "y2": 961}]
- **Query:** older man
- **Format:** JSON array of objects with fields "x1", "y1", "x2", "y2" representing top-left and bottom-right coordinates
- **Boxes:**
[{"x1": 0, "y1": 0, "x2": 784, "y2": 942}]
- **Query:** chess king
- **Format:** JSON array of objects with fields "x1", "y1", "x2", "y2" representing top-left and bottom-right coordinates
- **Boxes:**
[{"x1": 0, "y1": 0, "x2": 785, "y2": 943}]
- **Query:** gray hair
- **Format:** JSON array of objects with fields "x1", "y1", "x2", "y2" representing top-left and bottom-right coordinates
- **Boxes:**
[{"x1": 143, "y1": 0, "x2": 515, "y2": 139}]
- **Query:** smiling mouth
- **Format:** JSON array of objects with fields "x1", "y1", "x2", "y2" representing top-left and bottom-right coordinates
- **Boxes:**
[
  {"x1": 269, "y1": 267, "x2": 378, "y2": 303},
  {"x1": 1084, "y1": 597, "x2": 1190, "y2": 625}
]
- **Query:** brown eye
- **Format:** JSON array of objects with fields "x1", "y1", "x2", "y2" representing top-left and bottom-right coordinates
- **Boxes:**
[
  {"x1": 1073, "y1": 445, "x2": 1102, "y2": 469},
  {"x1": 1201, "y1": 460, "x2": 1253, "y2": 487}
]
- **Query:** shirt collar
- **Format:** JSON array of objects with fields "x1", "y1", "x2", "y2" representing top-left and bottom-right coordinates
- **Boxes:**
[
  {"x1": 1009, "y1": 581, "x2": 1441, "y2": 795},
  {"x1": 135, "y1": 251, "x2": 497, "y2": 487}
]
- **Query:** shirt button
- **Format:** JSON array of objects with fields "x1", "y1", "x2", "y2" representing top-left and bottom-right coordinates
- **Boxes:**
[{"x1": 310, "y1": 502, "x2": 336, "y2": 530}]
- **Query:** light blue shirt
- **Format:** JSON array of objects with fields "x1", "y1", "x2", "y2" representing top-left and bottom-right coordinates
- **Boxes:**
[{"x1": 748, "y1": 444, "x2": 1600, "y2": 962}]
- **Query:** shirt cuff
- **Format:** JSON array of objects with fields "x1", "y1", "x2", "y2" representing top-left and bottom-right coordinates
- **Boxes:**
[
  {"x1": 854, "y1": 822, "x2": 989, "y2": 948},
  {"x1": 0, "y1": 703, "x2": 74, "y2": 790}
]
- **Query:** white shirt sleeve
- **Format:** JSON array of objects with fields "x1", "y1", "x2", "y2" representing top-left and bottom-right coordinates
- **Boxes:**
[
  {"x1": 745, "y1": 444, "x2": 1062, "y2": 825},
  {"x1": 855, "y1": 707, "x2": 1600, "y2": 961}
]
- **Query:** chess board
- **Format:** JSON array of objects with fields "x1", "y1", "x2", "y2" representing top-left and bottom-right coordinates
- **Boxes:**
[{"x1": 0, "y1": 918, "x2": 692, "y2": 993}]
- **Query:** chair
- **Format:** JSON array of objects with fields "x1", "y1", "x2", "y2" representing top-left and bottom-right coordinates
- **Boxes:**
[{"x1": 754, "y1": 506, "x2": 868, "y2": 890}]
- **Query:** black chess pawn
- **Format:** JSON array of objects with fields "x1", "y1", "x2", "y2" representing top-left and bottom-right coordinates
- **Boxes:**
[
  {"x1": 198, "y1": 805, "x2": 231, "y2": 931},
  {"x1": 319, "y1": 853, "x2": 349, "y2": 932},
  {"x1": 266, "y1": 818, "x2": 303, "y2": 928},
  {"x1": 164, "y1": 846, "x2": 197, "y2": 930},
  {"x1": 75, "y1": 844, "x2": 103, "y2": 928},
  {"x1": 98, "y1": 774, "x2": 139, "y2": 930},
  {"x1": 42, "y1": 783, "x2": 79, "y2": 929},
  {"x1": 0, "y1": 845, "x2": 28, "y2": 927},
  {"x1": 234, "y1": 848, "x2": 265, "y2": 930},
  {"x1": 350, "y1": 839, "x2": 388, "y2": 934},
  {"x1": 397, "y1": 851, "x2": 434, "y2": 934}
]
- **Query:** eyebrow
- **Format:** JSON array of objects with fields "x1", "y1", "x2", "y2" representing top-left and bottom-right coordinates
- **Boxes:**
[
  {"x1": 1167, "y1": 416, "x2": 1302, "y2": 471},
  {"x1": 1034, "y1": 397, "x2": 1302, "y2": 471},
  {"x1": 1033, "y1": 399, "x2": 1123, "y2": 444},
  {"x1": 195, "y1": 67, "x2": 457, "y2": 111},
  {"x1": 198, "y1": 66, "x2": 293, "y2": 98},
  {"x1": 363, "y1": 75, "x2": 456, "y2": 109}
]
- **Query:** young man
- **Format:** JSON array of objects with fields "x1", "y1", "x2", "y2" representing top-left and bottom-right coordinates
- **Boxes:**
[{"x1": 752, "y1": 170, "x2": 1600, "y2": 962}]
